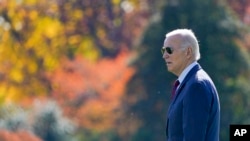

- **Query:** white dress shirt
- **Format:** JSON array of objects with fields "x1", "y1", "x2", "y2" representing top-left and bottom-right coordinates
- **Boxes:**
[{"x1": 177, "y1": 61, "x2": 198, "y2": 89}]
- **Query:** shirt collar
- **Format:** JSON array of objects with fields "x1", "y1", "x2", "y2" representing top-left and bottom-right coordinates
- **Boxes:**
[{"x1": 177, "y1": 61, "x2": 198, "y2": 84}]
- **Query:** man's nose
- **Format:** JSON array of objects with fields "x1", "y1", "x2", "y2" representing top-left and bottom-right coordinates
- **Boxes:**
[{"x1": 162, "y1": 52, "x2": 169, "y2": 59}]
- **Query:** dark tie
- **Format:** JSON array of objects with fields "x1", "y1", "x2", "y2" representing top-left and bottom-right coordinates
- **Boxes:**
[{"x1": 171, "y1": 80, "x2": 180, "y2": 99}]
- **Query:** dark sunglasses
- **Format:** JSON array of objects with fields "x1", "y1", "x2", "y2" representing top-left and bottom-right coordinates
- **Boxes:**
[{"x1": 161, "y1": 47, "x2": 173, "y2": 55}]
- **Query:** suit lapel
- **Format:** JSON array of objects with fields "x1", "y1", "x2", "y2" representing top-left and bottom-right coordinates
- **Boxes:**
[
  {"x1": 166, "y1": 64, "x2": 202, "y2": 137},
  {"x1": 171, "y1": 64, "x2": 201, "y2": 104}
]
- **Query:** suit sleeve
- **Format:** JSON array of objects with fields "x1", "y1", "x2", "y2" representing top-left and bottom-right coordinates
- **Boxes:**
[{"x1": 182, "y1": 81, "x2": 212, "y2": 141}]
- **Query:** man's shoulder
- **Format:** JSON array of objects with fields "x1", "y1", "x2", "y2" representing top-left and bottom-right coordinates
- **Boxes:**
[{"x1": 185, "y1": 68, "x2": 214, "y2": 87}]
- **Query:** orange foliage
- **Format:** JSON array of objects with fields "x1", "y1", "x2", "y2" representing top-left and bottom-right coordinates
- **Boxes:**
[
  {"x1": 227, "y1": 0, "x2": 250, "y2": 24},
  {"x1": 227, "y1": 0, "x2": 250, "y2": 51},
  {"x1": 0, "y1": 130, "x2": 42, "y2": 141},
  {"x1": 47, "y1": 50, "x2": 136, "y2": 131}
]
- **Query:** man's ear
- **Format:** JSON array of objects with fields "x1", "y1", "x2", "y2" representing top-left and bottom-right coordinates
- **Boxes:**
[{"x1": 186, "y1": 47, "x2": 193, "y2": 59}]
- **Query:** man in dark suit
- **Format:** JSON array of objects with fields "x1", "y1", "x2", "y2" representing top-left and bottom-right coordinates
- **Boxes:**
[{"x1": 162, "y1": 29, "x2": 220, "y2": 141}]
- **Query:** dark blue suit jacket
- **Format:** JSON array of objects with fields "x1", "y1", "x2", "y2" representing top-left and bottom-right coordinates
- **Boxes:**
[{"x1": 166, "y1": 64, "x2": 220, "y2": 141}]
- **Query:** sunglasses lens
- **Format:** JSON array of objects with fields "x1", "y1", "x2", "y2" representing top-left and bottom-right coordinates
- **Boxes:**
[
  {"x1": 166, "y1": 48, "x2": 173, "y2": 54},
  {"x1": 161, "y1": 48, "x2": 165, "y2": 54},
  {"x1": 161, "y1": 47, "x2": 173, "y2": 54}
]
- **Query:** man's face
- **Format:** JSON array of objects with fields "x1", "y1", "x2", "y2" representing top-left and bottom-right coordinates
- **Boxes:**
[{"x1": 162, "y1": 35, "x2": 188, "y2": 76}]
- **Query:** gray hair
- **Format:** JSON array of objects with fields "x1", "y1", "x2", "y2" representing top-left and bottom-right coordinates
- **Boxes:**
[{"x1": 165, "y1": 29, "x2": 200, "y2": 60}]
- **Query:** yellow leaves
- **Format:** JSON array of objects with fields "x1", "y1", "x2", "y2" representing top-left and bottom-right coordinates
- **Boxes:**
[
  {"x1": 0, "y1": 87, "x2": 7, "y2": 104},
  {"x1": 5, "y1": 0, "x2": 18, "y2": 10},
  {"x1": 29, "y1": 10, "x2": 39, "y2": 21},
  {"x1": 112, "y1": 0, "x2": 121, "y2": 5},
  {"x1": 97, "y1": 27, "x2": 106, "y2": 39},
  {"x1": 27, "y1": 60, "x2": 38, "y2": 74},
  {"x1": 77, "y1": 37, "x2": 100, "y2": 61},
  {"x1": 46, "y1": 23, "x2": 61, "y2": 38},
  {"x1": 12, "y1": 9, "x2": 26, "y2": 31},
  {"x1": 0, "y1": 48, "x2": 24, "y2": 83},
  {"x1": 69, "y1": 35, "x2": 81, "y2": 45},
  {"x1": 7, "y1": 56, "x2": 38, "y2": 83},
  {"x1": 5, "y1": 1, "x2": 24, "y2": 28},
  {"x1": 23, "y1": 16, "x2": 62, "y2": 70},
  {"x1": 72, "y1": 10, "x2": 83, "y2": 20},
  {"x1": 25, "y1": 17, "x2": 62, "y2": 48},
  {"x1": 0, "y1": 86, "x2": 21, "y2": 104},
  {"x1": 23, "y1": 0, "x2": 37, "y2": 5},
  {"x1": 43, "y1": 54, "x2": 59, "y2": 70},
  {"x1": 38, "y1": 17, "x2": 62, "y2": 39},
  {"x1": 9, "y1": 68, "x2": 23, "y2": 83}
]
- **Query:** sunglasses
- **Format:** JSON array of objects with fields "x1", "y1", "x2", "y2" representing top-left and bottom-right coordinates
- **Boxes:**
[{"x1": 161, "y1": 47, "x2": 173, "y2": 55}]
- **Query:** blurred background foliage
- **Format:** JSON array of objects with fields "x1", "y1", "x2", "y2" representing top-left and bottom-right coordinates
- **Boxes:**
[{"x1": 0, "y1": 0, "x2": 250, "y2": 141}]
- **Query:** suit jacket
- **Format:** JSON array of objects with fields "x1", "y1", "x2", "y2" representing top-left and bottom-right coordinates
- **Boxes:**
[{"x1": 166, "y1": 64, "x2": 220, "y2": 141}]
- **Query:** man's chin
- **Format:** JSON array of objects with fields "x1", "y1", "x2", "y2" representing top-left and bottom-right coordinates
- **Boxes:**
[
  {"x1": 167, "y1": 67, "x2": 172, "y2": 71},
  {"x1": 167, "y1": 68, "x2": 174, "y2": 73}
]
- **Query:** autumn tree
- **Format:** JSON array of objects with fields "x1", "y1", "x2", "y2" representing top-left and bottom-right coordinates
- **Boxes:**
[
  {"x1": 0, "y1": 0, "x2": 150, "y2": 101},
  {"x1": 0, "y1": 0, "x2": 154, "y2": 140}
]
